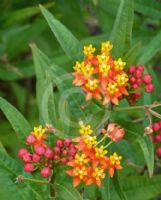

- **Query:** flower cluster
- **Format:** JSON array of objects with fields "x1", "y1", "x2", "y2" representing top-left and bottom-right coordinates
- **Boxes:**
[
  {"x1": 66, "y1": 122, "x2": 124, "y2": 187},
  {"x1": 18, "y1": 125, "x2": 76, "y2": 178},
  {"x1": 151, "y1": 121, "x2": 161, "y2": 157},
  {"x1": 127, "y1": 65, "x2": 154, "y2": 105},
  {"x1": 72, "y1": 41, "x2": 129, "y2": 105}
]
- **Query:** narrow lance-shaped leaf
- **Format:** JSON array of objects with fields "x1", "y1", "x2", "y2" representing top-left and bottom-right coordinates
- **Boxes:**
[
  {"x1": 0, "y1": 97, "x2": 31, "y2": 141},
  {"x1": 110, "y1": 0, "x2": 134, "y2": 57},
  {"x1": 39, "y1": 5, "x2": 83, "y2": 60}
]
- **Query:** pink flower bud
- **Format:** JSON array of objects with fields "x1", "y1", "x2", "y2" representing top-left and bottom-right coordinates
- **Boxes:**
[
  {"x1": 128, "y1": 65, "x2": 136, "y2": 74},
  {"x1": 62, "y1": 150, "x2": 68, "y2": 156},
  {"x1": 155, "y1": 135, "x2": 161, "y2": 143},
  {"x1": 22, "y1": 153, "x2": 32, "y2": 163},
  {"x1": 32, "y1": 154, "x2": 40, "y2": 162},
  {"x1": 156, "y1": 147, "x2": 161, "y2": 157},
  {"x1": 134, "y1": 69, "x2": 142, "y2": 78},
  {"x1": 24, "y1": 163, "x2": 34, "y2": 172},
  {"x1": 53, "y1": 147, "x2": 60, "y2": 154},
  {"x1": 61, "y1": 158, "x2": 67, "y2": 165},
  {"x1": 137, "y1": 65, "x2": 144, "y2": 73},
  {"x1": 53, "y1": 155, "x2": 60, "y2": 160},
  {"x1": 35, "y1": 146, "x2": 45, "y2": 155},
  {"x1": 56, "y1": 139, "x2": 63, "y2": 147},
  {"x1": 142, "y1": 74, "x2": 152, "y2": 84},
  {"x1": 18, "y1": 148, "x2": 29, "y2": 158},
  {"x1": 152, "y1": 122, "x2": 160, "y2": 132},
  {"x1": 69, "y1": 148, "x2": 76, "y2": 156},
  {"x1": 44, "y1": 148, "x2": 53, "y2": 159},
  {"x1": 145, "y1": 84, "x2": 154, "y2": 93},
  {"x1": 41, "y1": 167, "x2": 51, "y2": 178},
  {"x1": 26, "y1": 134, "x2": 36, "y2": 145},
  {"x1": 64, "y1": 138, "x2": 71, "y2": 147}
]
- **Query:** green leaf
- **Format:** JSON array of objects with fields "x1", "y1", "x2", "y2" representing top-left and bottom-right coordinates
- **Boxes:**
[
  {"x1": 0, "y1": 97, "x2": 31, "y2": 141},
  {"x1": 126, "y1": 129, "x2": 154, "y2": 177},
  {"x1": 112, "y1": 172, "x2": 127, "y2": 200},
  {"x1": 137, "y1": 29, "x2": 161, "y2": 64},
  {"x1": 39, "y1": 5, "x2": 83, "y2": 60},
  {"x1": 110, "y1": 0, "x2": 134, "y2": 57},
  {"x1": 121, "y1": 175, "x2": 161, "y2": 200},
  {"x1": 55, "y1": 182, "x2": 83, "y2": 200}
]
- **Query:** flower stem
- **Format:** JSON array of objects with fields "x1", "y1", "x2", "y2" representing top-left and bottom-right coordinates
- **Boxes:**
[
  {"x1": 23, "y1": 177, "x2": 49, "y2": 185},
  {"x1": 95, "y1": 134, "x2": 107, "y2": 147},
  {"x1": 104, "y1": 140, "x2": 113, "y2": 148}
]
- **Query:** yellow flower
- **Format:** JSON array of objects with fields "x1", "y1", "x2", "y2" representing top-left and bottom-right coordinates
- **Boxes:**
[
  {"x1": 101, "y1": 41, "x2": 113, "y2": 54},
  {"x1": 110, "y1": 152, "x2": 122, "y2": 165},
  {"x1": 33, "y1": 125, "x2": 45, "y2": 140},
  {"x1": 114, "y1": 58, "x2": 126, "y2": 70},
  {"x1": 73, "y1": 61, "x2": 84, "y2": 72},
  {"x1": 74, "y1": 166, "x2": 88, "y2": 179},
  {"x1": 107, "y1": 83, "x2": 119, "y2": 95},
  {"x1": 84, "y1": 135, "x2": 97, "y2": 148},
  {"x1": 80, "y1": 123, "x2": 93, "y2": 136},
  {"x1": 83, "y1": 44, "x2": 96, "y2": 56},
  {"x1": 95, "y1": 145, "x2": 108, "y2": 158},
  {"x1": 85, "y1": 79, "x2": 98, "y2": 91},
  {"x1": 81, "y1": 63, "x2": 94, "y2": 77},
  {"x1": 74, "y1": 154, "x2": 89, "y2": 166},
  {"x1": 92, "y1": 167, "x2": 105, "y2": 181},
  {"x1": 117, "y1": 73, "x2": 129, "y2": 86}
]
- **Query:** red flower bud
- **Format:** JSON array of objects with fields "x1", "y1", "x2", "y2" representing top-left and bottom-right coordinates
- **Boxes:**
[
  {"x1": 142, "y1": 74, "x2": 152, "y2": 84},
  {"x1": 137, "y1": 65, "x2": 144, "y2": 73},
  {"x1": 62, "y1": 150, "x2": 68, "y2": 156},
  {"x1": 152, "y1": 122, "x2": 160, "y2": 132},
  {"x1": 128, "y1": 65, "x2": 136, "y2": 74},
  {"x1": 53, "y1": 155, "x2": 60, "y2": 160},
  {"x1": 69, "y1": 148, "x2": 76, "y2": 156},
  {"x1": 24, "y1": 163, "x2": 34, "y2": 172},
  {"x1": 32, "y1": 154, "x2": 40, "y2": 162},
  {"x1": 53, "y1": 147, "x2": 60, "y2": 154},
  {"x1": 22, "y1": 153, "x2": 32, "y2": 163},
  {"x1": 145, "y1": 84, "x2": 154, "y2": 93},
  {"x1": 61, "y1": 158, "x2": 67, "y2": 165},
  {"x1": 156, "y1": 147, "x2": 161, "y2": 157},
  {"x1": 134, "y1": 70, "x2": 142, "y2": 78},
  {"x1": 35, "y1": 146, "x2": 45, "y2": 155},
  {"x1": 44, "y1": 148, "x2": 53, "y2": 159},
  {"x1": 41, "y1": 167, "x2": 51, "y2": 178},
  {"x1": 26, "y1": 134, "x2": 36, "y2": 145},
  {"x1": 154, "y1": 135, "x2": 161, "y2": 143},
  {"x1": 18, "y1": 148, "x2": 29, "y2": 159},
  {"x1": 64, "y1": 138, "x2": 71, "y2": 147},
  {"x1": 56, "y1": 139, "x2": 63, "y2": 147}
]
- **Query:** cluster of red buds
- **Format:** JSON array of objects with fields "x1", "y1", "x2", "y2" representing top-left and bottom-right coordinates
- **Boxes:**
[
  {"x1": 151, "y1": 121, "x2": 161, "y2": 157},
  {"x1": 18, "y1": 125, "x2": 76, "y2": 178},
  {"x1": 127, "y1": 65, "x2": 154, "y2": 105}
]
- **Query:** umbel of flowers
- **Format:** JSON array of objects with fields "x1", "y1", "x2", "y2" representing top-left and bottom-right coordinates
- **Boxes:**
[
  {"x1": 18, "y1": 122, "x2": 125, "y2": 187},
  {"x1": 72, "y1": 41, "x2": 154, "y2": 105}
]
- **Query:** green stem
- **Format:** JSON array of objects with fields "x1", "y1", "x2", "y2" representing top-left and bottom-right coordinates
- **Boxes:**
[
  {"x1": 104, "y1": 141, "x2": 113, "y2": 148},
  {"x1": 95, "y1": 134, "x2": 107, "y2": 147},
  {"x1": 23, "y1": 177, "x2": 49, "y2": 185},
  {"x1": 114, "y1": 105, "x2": 144, "y2": 111}
]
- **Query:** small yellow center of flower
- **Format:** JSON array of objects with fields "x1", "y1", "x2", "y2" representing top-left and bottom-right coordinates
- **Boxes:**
[
  {"x1": 97, "y1": 54, "x2": 109, "y2": 63},
  {"x1": 107, "y1": 83, "x2": 119, "y2": 95},
  {"x1": 73, "y1": 61, "x2": 84, "y2": 72},
  {"x1": 117, "y1": 74, "x2": 129, "y2": 86},
  {"x1": 80, "y1": 123, "x2": 93, "y2": 136},
  {"x1": 101, "y1": 41, "x2": 113, "y2": 54},
  {"x1": 114, "y1": 58, "x2": 126, "y2": 70},
  {"x1": 110, "y1": 152, "x2": 122, "y2": 165},
  {"x1": 84, "y1": 135, "x2": 97, "y2": 148},
  {"x1": 83, "y1": 44, "x2": 96, "y2": 56},
  {"x1": 33, "y1": 126, "x2": 45, "y2": 140},
  {"x1": 74, "y1": 166, "x2": 88, "y2": 179},
  {"x1": 85, "y1": 79, "x2": 98, "y2": 91},
  {"x1": 92, "y1": 167, "x2": 105, "y2": 181},
  {"x1": 81, "y1": 63, "x2": 94, "y2": 77},
  {"x1": 95, "y1": 145, "x2": 108, "y2": 158},
  {"x1": 74, "y1": 154, "x2": 89, "y2": 166}
]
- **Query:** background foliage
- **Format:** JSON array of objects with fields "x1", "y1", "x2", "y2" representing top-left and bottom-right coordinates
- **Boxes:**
[{"x1": 0, "y1": 0, "x2": 161, "y2": 199}]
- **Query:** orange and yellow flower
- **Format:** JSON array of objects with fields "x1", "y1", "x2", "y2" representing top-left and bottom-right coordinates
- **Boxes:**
[{"x1": 72, "y1": 41, "x2": 129, "y2": 105}]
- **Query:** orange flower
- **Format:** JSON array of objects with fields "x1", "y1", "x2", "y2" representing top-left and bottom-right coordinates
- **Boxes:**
[
  {"x1": 102, "y1": 123, "x2": 125, "y2": 142},
  {"x1": 72, "y1": 41, "x2": 129, "y2": 105}
]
